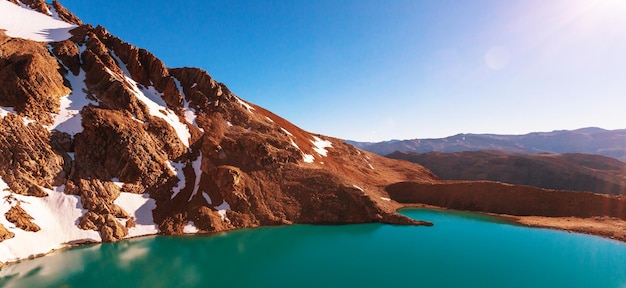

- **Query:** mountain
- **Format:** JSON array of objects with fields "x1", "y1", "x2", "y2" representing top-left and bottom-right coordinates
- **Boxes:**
[
  {"x1": 387, "y1": 151, "x2": 626, "y2": 195},
  {"x1": 0, "y1": 0, "x2": 437, "y2": 264},
  {"x1": 348, "y1": 128, "x2": 626, "y2": 161}
]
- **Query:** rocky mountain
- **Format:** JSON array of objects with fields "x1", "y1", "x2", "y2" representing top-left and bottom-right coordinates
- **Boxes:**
[
  {"x1": 349, "y1": 127, "x2": 626, "y2": 162},
  {"x1": 388, "y1": 151, "x2": 626, "y2": 195},
  {"x1": 0, "y1": 0, "x2": 437, "y2": 264}
]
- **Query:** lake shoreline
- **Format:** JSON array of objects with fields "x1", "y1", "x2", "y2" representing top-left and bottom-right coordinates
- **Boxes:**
[
  {"x1": 399, "y1": 203, "x2": 626, "y2": 244},
  {"x1": 3, "y1": 202, "x2": 626, "y2": 270}
]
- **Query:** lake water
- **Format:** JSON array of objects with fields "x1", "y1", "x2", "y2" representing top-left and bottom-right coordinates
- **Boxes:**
[{"x1": 2, "y1": 208, "x2": 626, "y2": 288}]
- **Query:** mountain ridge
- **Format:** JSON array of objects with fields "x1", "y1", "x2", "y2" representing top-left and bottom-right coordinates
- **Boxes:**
[{"x1": 348, "y1": 127, "x2": 626, "y2": 162}]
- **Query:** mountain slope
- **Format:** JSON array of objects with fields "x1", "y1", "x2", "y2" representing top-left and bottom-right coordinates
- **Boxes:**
[
  {"x1": 0, "y1": 0, "x2": 435, "y2": 264},
  {"x1": 349, "y1": 128, "x2": 626, "y2": 161},
  {"x1": 388, "y1": 151, "x2": 626, "y2": 195}
]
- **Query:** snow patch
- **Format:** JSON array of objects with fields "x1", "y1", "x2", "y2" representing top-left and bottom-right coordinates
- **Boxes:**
[
  {"x1": 311, "y1": 136, "x2": 333, "y2": 157},
  {"x1": 113, "y1": 192, "x2": 158, "y2": 238},
  {"x1": 290, "y1": 139, "x2": 300, "y2": 149},
  {"x1": 0, "y1": 107, "x2": 11, "y2": 119},
  {"x1": 281, "y1": 128, "x2": 293, "y2": 136},
  {"x1": 265, "y1": 116, "x2": 274, "y2": 123},
  {"x1": 0, "y1": 182, "x2": 101, "y2": 263},
  {"x1": 109, "y1": 52, "x2": 132, "y2": 80},
  {"x1": 187, "y1": 152, "x2": 203, "y2": 202},
  {"x1": 175, "y1": 73, "x2": 204, "y2": 131},
  {"x1": 104, "y1": 68, "x2": 191, "y2": 147},
  {"x1": 235, "y1": 97, "x2": 255, "y2": 113},
  {"x1": 0, "y1": 106, "x2": 37, "y2": 126},
  {"x1": 22, "y1": 118, "x2": 36, "y2": 126},
  {"x1": 202, "y1": 192, "x2": 212, "y2": 205},
  {"x1": 111, "y1": 178, "x2": 124, "y2": 188},
  {"x1": 169, "y1": 161, "x2": 186, "y2": 199},
  {"x1": 303, "y1": 153, "x2": 315, "y2": 163},
  {"x1": 352, "y1": 185, "x2": 364, "y2": 191},
  {"x1": 47, "y1": 4, "x2": 63, "y2": 22},
  {"x1": 0, "y1": 1, "x2": 76, "y2": 42},
  {"x1": 125, "y1": 75, "x2": 191, "y2": 147},
  {"x1": 46, "y1": 46, "x2": 96, "y2": 135},
  {"x1": 215, "y1": 201, "x2": 231, "y2": 223},
  {"x1": 380, "y1": 197, "x2": 391, "y2": 201},
  {"x1": 183, "y1": 221, "x2": 199, "y2": 234}
]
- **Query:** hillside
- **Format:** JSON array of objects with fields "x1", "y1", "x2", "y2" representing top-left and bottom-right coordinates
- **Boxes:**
[{"x1": 387, "y1": 151, "x2": 626, "y2": 195}]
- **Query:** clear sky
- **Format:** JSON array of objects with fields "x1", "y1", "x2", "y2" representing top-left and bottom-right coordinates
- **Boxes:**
[{"x1": 58, "y1": 0, "x2": 626, "y2": 141}]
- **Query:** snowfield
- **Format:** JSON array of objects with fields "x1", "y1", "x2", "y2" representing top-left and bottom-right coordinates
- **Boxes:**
[
  {"x1": 0, "y1": 179, "x2": 101, "y2": 263},
  {"x1": 113, "y1": 192, "x2": 159, "y2": 238},
  {"x1": 0, "y1": 1, "x2": 76, "y2": 42}
]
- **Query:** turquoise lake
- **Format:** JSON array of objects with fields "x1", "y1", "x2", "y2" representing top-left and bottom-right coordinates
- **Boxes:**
[{"x1": 2, "y1": 208, "x2": 626, "y2": 287}]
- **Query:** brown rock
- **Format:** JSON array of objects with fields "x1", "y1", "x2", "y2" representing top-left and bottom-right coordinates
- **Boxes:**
[
  {"x1": 86, "y1": 212, "x2": 128, "y2": 242},
  {"x1": 0, "y1": 115, "x2": 66, "y2": 196},
  {"x1": 50, "y1": 39, "x2": 81, "y2": 76},
  {"x1": 125, "y1": 217, "x2": 136, "y2": 228},
  {"x1": 78, "y1": 211, "x2": 102, "y2": 231},
  {"x1": 103, "y1": 214, "x2": 128, "y2": 241},
  {"x1": 5, "y1": 203, "x2": 41, "y2": 232},
  {"x1": 0, "y1": 37, "x2": 70, "y2": 124},
  {"x1": 51, "y1": 1, "x2": 83, "y2": 25},
  {"x1": 189, "y1": 206, "x2": 231, "y2": 232},
  {"x1": 0, "y1": 223, "x2": 15, "y2": 242},
  {"x1": 74, "y1": 106, "x2": 174, "y2": 188},
  {"x1": 17, "y1": 0, "x2": 49, "y2": 15}
]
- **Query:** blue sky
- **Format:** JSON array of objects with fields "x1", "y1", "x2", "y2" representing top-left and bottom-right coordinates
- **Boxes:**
[{"x1": 59, "y1": 0, "x2": 626, "y2": 141}]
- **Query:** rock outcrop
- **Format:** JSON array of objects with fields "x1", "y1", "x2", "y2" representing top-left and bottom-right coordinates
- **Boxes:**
[
  {"x1": 0, "y1": 224, "x2": 14, "y2": 242},
  {"x1": 4, "y1": 203, "x2": 40, "y2": 232}
]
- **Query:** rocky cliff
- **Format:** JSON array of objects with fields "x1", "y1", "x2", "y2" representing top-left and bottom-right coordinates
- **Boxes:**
[{"x1": 0, "y1": 0, "x2": 435, "y2": 263}]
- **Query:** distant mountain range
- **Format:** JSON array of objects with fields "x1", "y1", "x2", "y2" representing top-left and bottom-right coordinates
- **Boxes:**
[{"x1": 348, "y1": 127, "x2": 626, "y2": 162}]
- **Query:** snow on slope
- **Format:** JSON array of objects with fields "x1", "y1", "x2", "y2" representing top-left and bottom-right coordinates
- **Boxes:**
[
  {"x1": 187, "y1": 152, "x2": 203, "y2": 202},
  {"x1": 113, "y1": 192, "x2": 158, "y2": 238},
  {"x1": 172, "y1": 77, "x2": 204, "y2": 132},
  {"x1": 104, "y1": 66, "x2": 192, "y2": 147},
  {"x1": 0, "y1": 106, "x2": 38, "y2": 126},
  {"x1": 46, "y1": 63, "x2": 96, "y2": 135},
  {"x1": 0, "y1": 1, "x2": 76, "y2": 42},
  {"x1": 0, "y1": 179, "x2": 101, "y2": 263},
  {"x1": 312, "y1": 136, "x2": 332, "y2": 156}
]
